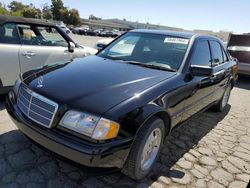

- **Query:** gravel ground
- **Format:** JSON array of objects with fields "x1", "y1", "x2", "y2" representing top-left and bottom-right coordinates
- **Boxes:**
[
  {"x1": 0, "y1": 66, "x2": 250, "y2": 187},
  {"x1": 68, "y1": 34, "x2": 113, "y2": 48}
]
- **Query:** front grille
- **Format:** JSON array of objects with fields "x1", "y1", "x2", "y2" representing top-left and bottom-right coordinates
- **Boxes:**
[{"x1": 17, "y1": 86, "x2": 58, "y2": 128}]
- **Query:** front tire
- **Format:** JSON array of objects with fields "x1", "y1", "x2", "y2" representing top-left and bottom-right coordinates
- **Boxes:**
[
  {"x1": 214, "y1": 82, "x2": 232, "y2": 112},
  {"x1": 122, "y1": 117, "x2": 165, "y2": 180}
]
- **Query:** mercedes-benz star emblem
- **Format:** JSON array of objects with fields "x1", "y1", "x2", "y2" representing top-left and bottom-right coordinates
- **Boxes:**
[{"x1": 37, "y1": 76, "x2": 43, "y2": 88}]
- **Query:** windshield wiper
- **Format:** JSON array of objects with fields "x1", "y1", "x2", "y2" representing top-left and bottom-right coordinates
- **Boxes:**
[{"x1": 121, "y1": 60, "x2": 177, "y2": 72}]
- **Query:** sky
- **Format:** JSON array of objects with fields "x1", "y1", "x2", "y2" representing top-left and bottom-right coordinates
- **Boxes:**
[{"x1": 1, "y1": 0, "x2": 250, "y2": 33}]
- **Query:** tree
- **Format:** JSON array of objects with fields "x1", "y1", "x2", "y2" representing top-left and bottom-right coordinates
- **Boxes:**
[
  {"x1": 21, "y1": 3, "x2": 41, "y2": 18},
  {"x1": 50, "y1": 0, "x2": 80, "y2": 25},
  {"x1": 42, "y1": 3, "x2": 53, "y2": 20},
  {"x1": 51, "y1": 0, "x2": 65, "y2": 21},
  {"x1": 59, "y1": 8, "x2": 69, "y2": 23},
  {"x1": 8, "y1": 1, "x2": 27, "y2": 12},
  {"x1": 2, "y1": 0, "x2": 81, "y2": 26},
  {"x1": 89, "y1": 14, "x2": 101, "y2": 20},
  {"x1": 0, "y1": 3, "x2": 9, "y2": 15},
  {"x1": 68, "y1": 9, "x2": 80, "y2": 25},
  {"x1": 22, "y1": 7, "x2": 41, "y2": 19}
]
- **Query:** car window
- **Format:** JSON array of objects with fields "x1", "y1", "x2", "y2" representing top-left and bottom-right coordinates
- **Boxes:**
[
  {"x1": 17, "y1": 24, "x2": 68, "y2": 47},
  {"x1": 107, "y1": 35, "x2": 139, "y2": 57},
  {"x1": 190, "y1": 40, "x2": 211, "y2": 66},
  {"x1": 17, "y1": 25, "x2": 35, "y2": 43},
  {"x1": 98, "y1": 32, "x2": 189, "y2": 71},
  {"x1": 222, "y1": 47, "x2": 228, "y2": 62},
  {"x1": 210, "y1": 41, "x2": 223, "y2": 65},
  {"x1": 0, "y1": 23, "x2": 21, "y2": 45}
]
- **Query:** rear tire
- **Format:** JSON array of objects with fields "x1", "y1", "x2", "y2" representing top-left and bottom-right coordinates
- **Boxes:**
[
  {"x1": 213, "y1": 82, "x2": 232, "y2": 112},
  {"x1": 122, "y1": 117, "x2": 165, "y2": 180}
]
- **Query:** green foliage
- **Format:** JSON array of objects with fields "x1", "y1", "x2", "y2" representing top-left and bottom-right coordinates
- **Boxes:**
[
  {"x1": 68, "y1": 9, "x2": 80, "y2": 26},
  {"x1": 89, "y1": 14, "x2": 101, "y2": 20},
  {"x1": 0, "y1": 0, "x2": 81, "y2": 26},
  {"x1": 0, "y1": 2, "x2": 9, "y2": 15},
  {"x1": 51, "y1": 0, "x2": 65, "y2": 21},
  {"x1": 22, "y1": 7, "x2": 41, "y2": 18},
  {"x1": 10, "y1": 11, "x2": 22, "y2": 17},
  {"x1": 50, "y1": 0, "x2": 81, "y2": 25},
  {"x1": 42, "y1": 3, "x2": 53, "y2": 20},
  {"x1": 8, "y1": 1, "x2": 27, "y2": 12}
]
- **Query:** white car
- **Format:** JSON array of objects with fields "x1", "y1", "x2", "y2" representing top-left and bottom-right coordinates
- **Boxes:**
[
  {"x1": 95, "y1": 38, "x2": 114, "y2": 51},
  {"x1": 0, "y1": 16, "x2": 97, "y2": 94}
]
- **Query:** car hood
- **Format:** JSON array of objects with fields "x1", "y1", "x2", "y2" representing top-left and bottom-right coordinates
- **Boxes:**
[{"x1": 22, "y1": 56, "x2": 175, "y2": 115}]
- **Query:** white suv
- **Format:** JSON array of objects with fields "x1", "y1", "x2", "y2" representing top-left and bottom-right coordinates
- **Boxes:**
[{"x1": 0, "y1": 16, "x2": 97, "y2": 94}]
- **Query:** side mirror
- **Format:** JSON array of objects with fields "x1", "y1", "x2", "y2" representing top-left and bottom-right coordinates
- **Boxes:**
[
  {"x1": 189, "y1": 65, "x2": 212, "y2": 77},
  {"x1": 68, "y1": 42, "x2": 75, "y2": 53}
]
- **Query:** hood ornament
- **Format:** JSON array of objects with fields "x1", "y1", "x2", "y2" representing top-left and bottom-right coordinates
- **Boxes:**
[{"x1": 37, "y1": 76, "x2": 43, "y2": 88}]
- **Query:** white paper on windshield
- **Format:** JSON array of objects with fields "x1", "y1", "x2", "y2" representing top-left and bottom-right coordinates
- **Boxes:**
[{"x1": 164, "y1": 37, "x2": 189, "y2": 44}]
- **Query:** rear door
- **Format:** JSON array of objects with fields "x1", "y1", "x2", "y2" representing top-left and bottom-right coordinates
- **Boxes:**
[
  {"x1": 18, "y1": 24, "x2": 73, "y2": 73},
  {"x1": 209, "y1": 40, "x2": 231, "y2": 101},
  {"x1": 0, "y1": 23, "x2": 21, "y2": 87}
]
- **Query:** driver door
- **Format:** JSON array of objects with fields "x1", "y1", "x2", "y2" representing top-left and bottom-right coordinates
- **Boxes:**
[
  {"x1": 182, "y1": 40, "x2": 215, "y2": 121},
  {"x1": 18, "y1": 24, "x2": 73, "y2": 73}
]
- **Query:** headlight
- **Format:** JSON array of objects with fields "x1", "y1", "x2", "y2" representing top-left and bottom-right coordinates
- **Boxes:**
[
  {"x1": 60, "y1": 110, "x2": 120, "y2": 140},
  {"x1": 13, "y1": 77, "x2": 21, "y2": 95}
]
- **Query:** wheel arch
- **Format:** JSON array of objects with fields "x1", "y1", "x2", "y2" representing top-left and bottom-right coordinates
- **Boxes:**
[{"x1": 134, "y1": 103, "x2": 172, "y2": 138}]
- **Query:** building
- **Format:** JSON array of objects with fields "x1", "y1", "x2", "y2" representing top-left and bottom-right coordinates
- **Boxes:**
[
  {"x1": 80, "y1": 18, "x2": 184, "y2": 31},
  {"x1": 80, "y1": 18, "x2": 231, "y2": 41},
  {"x1": 105, "y1": 18, "x2": 184, "y2": 31},
  {"x1": 81, "y1": 18, "x2": 130, "y2": 31}
]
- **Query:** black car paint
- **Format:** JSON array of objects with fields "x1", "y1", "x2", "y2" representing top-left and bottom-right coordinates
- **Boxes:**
[
  {"x1": 5, "y1": 98, "x2": 132, "y2": 168},
  {"x1": 6, "y1": 30, "x2": 237, "y2": 168},
  {"x1": 21, "y1": 56, "x2": 176, "y2": 115}
]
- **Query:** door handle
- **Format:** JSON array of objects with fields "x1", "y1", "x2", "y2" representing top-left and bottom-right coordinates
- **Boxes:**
[
  {"x1": 211, "y1": 69, "x2": 226, "y2": 79},
  {"x1": 22, "y1": 51, "x2": 36, "y2": 58}
]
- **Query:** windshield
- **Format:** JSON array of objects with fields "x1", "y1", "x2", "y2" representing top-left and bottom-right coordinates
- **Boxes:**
[{"x1": 98, "y1": 32, "x2": 189, "y2": 71}]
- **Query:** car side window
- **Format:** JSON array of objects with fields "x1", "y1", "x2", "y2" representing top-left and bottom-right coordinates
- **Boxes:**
[
  {"x1": 210, "y1": 41, "x2": 223, "y2": 65},
  {"x1": 17, "y1": 24, "x2": 68, "y2": 47},
  {"x1": 222, "y1": 47, "x2": 228, "y2": 62},
  {"x1": 0, "y1": 23, "x2": 21, "y2": 45},
  {"x1": 190, "y1": 40, "x2": 211, "y2": 66},
  {"x1": 17, "y1": 24, "x2": 35, "y2": 44}
]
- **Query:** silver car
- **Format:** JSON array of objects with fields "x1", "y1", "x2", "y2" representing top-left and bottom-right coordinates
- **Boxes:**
[{"x1": 0, "y1": 15, "x2": 97, "y2": 94}]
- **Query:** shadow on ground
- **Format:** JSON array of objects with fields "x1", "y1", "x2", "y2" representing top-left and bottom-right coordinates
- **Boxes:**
[
  {"x1": 0, "y1": 95, "x2": 6, "y2": 111},
  {"x1": 235, "y1": 75, "x2": 250, "y2": 90},
  {"x1": 0, "y1": 104, "x2": 231, "y2": 187},
  {"x1": 147, "y1": 105, "x2": 231, "y2": 184}
]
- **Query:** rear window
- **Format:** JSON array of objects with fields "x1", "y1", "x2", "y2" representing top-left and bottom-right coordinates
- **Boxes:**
[
  {"x1": 0, "y1": 23, "x2": 21, "y2": 44},
  {"x1": 210, "y1": 41, "x2": 223, "y2": 64},
  {"x1": 227, "y1": 34, "x2": 250, "y2": 63}
]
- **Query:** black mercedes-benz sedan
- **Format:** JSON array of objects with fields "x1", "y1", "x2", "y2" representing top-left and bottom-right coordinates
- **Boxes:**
[{"x1": 6, "y1": 30, "x2": 238, "y2": 180}]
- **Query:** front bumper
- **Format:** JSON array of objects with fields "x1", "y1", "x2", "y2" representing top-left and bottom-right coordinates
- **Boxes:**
[{"x1": 5, "y1": 91, "x2": 132, "y2": 168}]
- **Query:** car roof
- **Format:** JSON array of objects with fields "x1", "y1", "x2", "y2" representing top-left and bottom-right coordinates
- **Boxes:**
[
  {"x1": 130, "y1": 29, "x2": 218, "y2": 41},
  {"x1": 0, "y1": 15, "x2": 55, "y2": 27}
]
